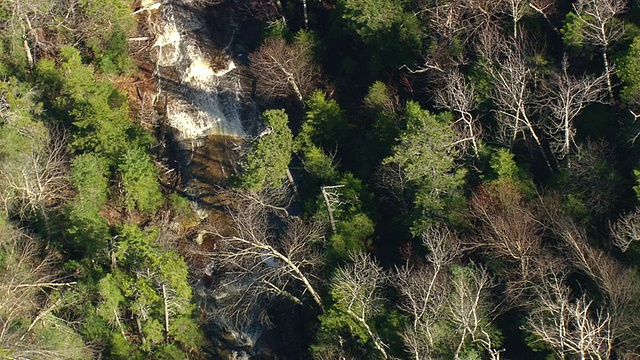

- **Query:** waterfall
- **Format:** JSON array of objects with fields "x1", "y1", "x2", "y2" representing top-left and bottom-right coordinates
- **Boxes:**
[
  {"x1": 140, "y1": 2, "x2": 266, "y2": 356},
  {"x1": 149, "y1": 2, "x2": 252, "y2": 143}
]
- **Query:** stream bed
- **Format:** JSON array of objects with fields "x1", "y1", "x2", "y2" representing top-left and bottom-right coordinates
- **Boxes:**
[{"x1": 135, "y1": 0, "x2": 272, "y2": 357}]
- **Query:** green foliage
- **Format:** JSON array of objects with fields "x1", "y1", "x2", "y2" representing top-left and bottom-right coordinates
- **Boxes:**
[
  {"x1": 110, "y1": 332, "x2": 143, "y2": 359},
  {"x1": 78, "y1": 0, "x2": 134, "y2": 73},
  {"x1": 65, "y1": 152, "x2": 109, "y2": 257},
  {"x1": 97, "y1": 224, "x2": 204, "y2": 356},
  {"x1": 239, "y1": 109, "x2": 293, "y2": 191},
  {"x1": 0, "y1": 79, "x2": 47, "y2": 158},
  {"x1": 383, "y1": 102, "x2": 466, "y2": 232},
  {"x1": 141, "y1": 318, "x2": 164, "y2": 350},
  {"x1": 337, "y1": 0, "x2": 421, "y2": 74},
  {"x1": 295, "y1": 91, "x2": 345, "y2": 183},
  {"x1": 618, "y1": 36, "x2": 640, "y2": 104},
  {"x1": 118, "y1": 147, "x2": 163, "y2": 214},
  {"x1": 169, "y1": 316, "x2": 205, "y2": 350},
  {"x1": 360, "y1": 81, "x2": 400, "y2": 172},
  {"x1": 562, "y1": 193, "x2": 591, "y2": 221},
  {"x1": 301, "y1": 90, "x2": 347, "y2": 149},
  {"x1": 486, "y1": 148, "x2": 535, "y2": 196},
  {"x1": 114, "y1": 224, "x2": 158, "y2": 268},
  {"x1": 97, "y1": 30, "x2": 133, "y2": 74},
  {"x1": 634, "y1": 169, "x2": 640, "y2": 201},
  {"x1": 80, "y1": 311, "x2": 111, "y2": 344},
  {"x1": 490, "y1": 148, "x2": 520, "y2": 181},
  {"x1": 97, "y1": 273, "x2": 125, "y2": 325},
  {"x1": 65, "y1": 203, "x2": 110, "y2": 260},
  {"x1": 0, "y1": 33, "x2": 28, "y2": 77},
  {"x1": 330, "y1": 213, "x2": 373, "y2": 263},
  {"x1": 338, "y1": 173, "x2": 373, "y2": 215},
  {"x1": 169, "y1": 193, "x2": 192, "y2": 217},
  {"x1": 31, "y1": 314, "x2": 87, "y2": 360},
  {"x1": 364, "y1": 81, "x2": 396, "y2": 113},
  {"x1": 262, "y1": 19, "x2": 290, "y2": 40},
  {"x1": 155, "y1": 344, "x2": 186, "y2": 359},
  {"x1": 71, "y1": 153, "x2": 109, "y2": 210},
  {"x1": 300, "y1": 145, "x2": 340, "y2": 182},
  {"x1": 315, "y1": 308, "x2": 372, "y2": 346},
  {"x1": 561, "y1": 12, "x2": 588, "y2": 51},
  {"x1": 294, "y1": 29, "x2": 322, "y2": 61},
  {"x1": 43, "y1": 47, "x2": 133, "y2": 163},
  {"x1": 338, "y1": 0, "x2": 405, "y2": 42}
]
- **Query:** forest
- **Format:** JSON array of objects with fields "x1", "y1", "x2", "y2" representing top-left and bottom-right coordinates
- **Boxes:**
[{"x1": 1, "y1": 0, "x2": 640, "y2": 359}]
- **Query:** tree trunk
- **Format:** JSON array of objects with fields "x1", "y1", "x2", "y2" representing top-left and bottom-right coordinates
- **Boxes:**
[
  {"x1": 21, "y1": 16, "x2": 35, "y2": 69},
  {"x1": 321, "y1": 186, "x2": 337, "y2": 234},
  {"x1": 302, "y1": 0, "x2": 309, "y2": 30},
  {"x1": 529, "y1": 3, "x2": 560, "y2": 35},
  {"x1": 162, "y1": 284, "x2": 170, "y2": 340},
  {"x1": 347, "y1": 309, "x2": 388, "y2": 359},
  {"x1": 271, "y1": 246, "x2": 324, "y2": 310},
  {"x1": 286, "y1": 167, "x2": 298, "y2": 197},
  {"x1": 602, "y1": 49, "x2": 613, "y2": 97},
  {"x1": 522, "y1": 111, "x2": 553, "y2": 171},
  {"x1": 114, "y1": 309, "x2": 128, "y2": 340},
  {"x1": 23, "y1": 39, "x2": 34, "y2": 69},
  {"x1": 267, "y1": 54, "x2": 305, "y2": 104}
]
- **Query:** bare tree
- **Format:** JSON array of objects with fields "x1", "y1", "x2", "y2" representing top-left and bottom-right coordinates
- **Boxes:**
[
  {"x1": 0, "y1": 127, "x2": 70, "y2": 237},
  {"x1": 332, "y1": 252, "x2": 389, "y2": 359},
  {"x1": 434, "y1": 68, "x2": 483, "y2": 157},
  {"x1": 610, "y1": 209, "x2": 640, "y2": 252},
  {"x1": 538, "y1": 201, "x2": 640, "y2": 355},
  {"x1": 630, "y1": 109, "x2": 640, "y2": 143},
  {"x1": 446, "y1": 263, "x2": 498, "y2": 359},
  {"x1": 572, "y1": 0, "x2": 628, "y2": 96},
  {"x1": 470, "y1": 182, "x2": 544, "y2": 287},
  {"x1": 529, "y1": 0, "x2": 560, "y2": 33},
  {"x1": 540, "y1": 57, "x2": 608, "y2": 159},
  {"x1": 503, "y1": 0, "x2": 529, "y2": 39},
  {"x1": 410, "y1": 0, "x2": 500, "y2": 73},
  {"x1": 203, "y1": 188, "x2": 325, "y2": 326},
  {"x1": 476, "y1": 28, "x2": 551, "y2": 169},
  {"x1": 249, "y1": 37, "x2": 319, "y2": 103},
  {"x1": 527, "y1": 272, "x2": 614, "y2": 360},
  {"x1": 396, "y1": 265, "x2": 447, "y2": 359},
  {"x1": 374, "y1": 161, "x2": 411, "y2": 210},
  {"x1": 320, "y1": 185, "x2": 344, "y2": 234},
  {"x1": 417, "y1": 0, "x2": 503, "y2": 44},
  {"x1": 470, "y1": 182, "x2": 539, "y2": 262},
  {"x1": 0, "y1": 225, "x2": 80, "y2": 358},
  {"x1": 394, "y1": 226, "x2": 461, "y2": 359}
]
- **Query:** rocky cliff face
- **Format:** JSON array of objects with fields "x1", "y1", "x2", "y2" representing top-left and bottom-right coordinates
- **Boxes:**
[{"x1": 141, "y1": 0, "x2": 257, "y2": 144}]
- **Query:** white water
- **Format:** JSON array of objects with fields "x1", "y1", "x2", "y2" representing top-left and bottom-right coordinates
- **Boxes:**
[
  {"x1": 150, "y1": 2, "x2": 248, "y2": 142},
  {"x1": 143, "y1": 2, "x2": 264, "y2": 354}
]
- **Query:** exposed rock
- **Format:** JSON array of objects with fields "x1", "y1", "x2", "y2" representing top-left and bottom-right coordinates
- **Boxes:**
[{"x1": 147, "y1": 3, "x2": 248, "y2": 141}]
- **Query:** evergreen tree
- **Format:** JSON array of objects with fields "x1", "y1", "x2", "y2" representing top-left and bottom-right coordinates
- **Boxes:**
[
  {"x1": 239, "y1": 109, "x2": 293, "y2": 191},
  {"x1": 382, "y1": 102, "x2": 466, "y2": 233},
  {"x1": 118, "y1": 147, "x2": 163, "y2": 215}
]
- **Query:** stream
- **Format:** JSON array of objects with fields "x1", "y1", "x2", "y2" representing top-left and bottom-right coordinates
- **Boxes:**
[
  {"x1": 136, "y1": 0, "x2": 269, "y2": 357},
  {"x1": 145, "y1": 0, "x2": 260, "y2": 190}
]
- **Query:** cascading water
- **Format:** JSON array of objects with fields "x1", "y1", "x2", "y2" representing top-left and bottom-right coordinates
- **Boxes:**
[
  {"x1": 139, "y1": 1, "x2": 265, "y2": 357},
  {"x1": 150, "y1": 1, "x2": 252, "y2": 144}
]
